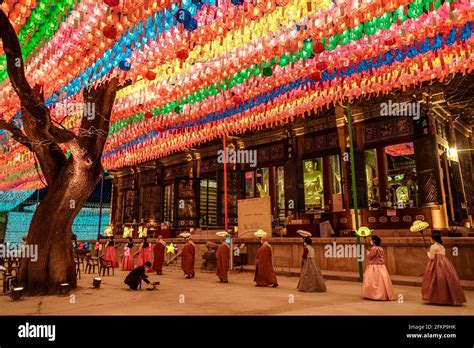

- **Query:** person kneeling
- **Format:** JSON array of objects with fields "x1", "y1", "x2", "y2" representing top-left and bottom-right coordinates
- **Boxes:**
[{"x1": 124, "y1": 261, "x2": 152, "y2": 290}]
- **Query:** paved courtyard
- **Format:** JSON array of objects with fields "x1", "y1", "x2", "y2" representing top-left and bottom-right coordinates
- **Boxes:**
[{"x1": 0, "y1": 267, "x2": 473, "y2": 316}]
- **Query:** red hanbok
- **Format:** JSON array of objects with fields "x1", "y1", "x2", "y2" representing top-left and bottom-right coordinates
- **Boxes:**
[
  {"x1": 104, "y1": 242, "x2": 119, "y2": 268},
  {"x1": 138, "y1": 243, "x2": 152, "y2": 271},
  {"x1": 121, "y1": 244, "x2": 135, "y2": 271}
]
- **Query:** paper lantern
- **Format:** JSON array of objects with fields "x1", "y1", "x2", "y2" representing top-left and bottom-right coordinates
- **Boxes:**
[
  {"x1": 176, "y1": 9, "x2": 192, "y2": 24},
  {"x1": 384, "y1": 38, "x2": 396, "y2": 46},
  {"x1": 104, "y1": 0, "x2": 120, "y2": 6},
  {"x1": 410, "y1": 220, "x2": 429, "y2": 232},
  {"x1": 104, "y1": 226, "x2": 113, "y2": 237},
  {"x1": 145, "y1": 112, "x2": 153, "y2": 119},
  {"x1": 296, "y1": 230, "x2": 311, "y2": 237},
  {"x1": 231, "y1": 0, "x2": 244, "y2": 5},
  {"x1": 119, "y1": 60, "x2": 131, "y2": 71},
  {"x1": 254, "y1": 229, "x2": 267, "y2": 238},
  {"x1": 177, "y1": 49, "x2": 189, "y2": 60},
  {"x1": 356, "y1": 226, "x2": 372, "y2": 237},
  {"x1": 316, "y1": 62, "x2": 327, "y2": 71},
  {"x1": 145, "y1": 70, "x2": 156, "y2": 80},
  {"x1": 312, "y1": 41, "x2": 325, "y2": 54},
  {"x1": 184, "y1": 18, "x2": 198, "y2": 31},
  {"x1": 309, "y1": 72, "x2": 321, "y2": 81},
  {"x1": 103, "y1": 25, "x2": 117, "y2": 40},
  {"x1": 232, "y1": 94, "x2": 242, "y2": 104},
  {"x1": 262, "y1": 67, "x2": 272, "y2": 76},
  {"x1": 286, "y1": 40, "x2": 299, "y2": 52}
]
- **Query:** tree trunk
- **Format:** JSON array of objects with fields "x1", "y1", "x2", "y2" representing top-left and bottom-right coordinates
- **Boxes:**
[{"x1": 19, "y1": 158, "x2": 102, "y2": 295}]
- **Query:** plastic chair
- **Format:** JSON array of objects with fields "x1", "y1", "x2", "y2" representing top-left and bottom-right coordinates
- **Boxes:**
[
  {"x1": 85, "y1": 255, "x2": 99, "y2": 274},
  {"x1": 99, "y1": 257, "x2": 114, "y2": 276}
]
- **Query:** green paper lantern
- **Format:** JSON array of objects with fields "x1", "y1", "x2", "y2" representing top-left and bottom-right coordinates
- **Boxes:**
[
  {"x1": 339, "y1": 30, "x2": 350, "y2": 46},
  {"x1": 262, "y1": 67, "x2": 272, "y2": 76},
  {"x1": 278, "y1": 54, "x2": 289, "y2": 66},
  {"x1": 364, "y1": 20, "x2": 377, "y2": 36},
  {"x1": 174, "y1": 105, "x2": 183, "y2": 114},
  {"x1": 299, "y1": 49, "x2": 310, "y2": 59},
  {"x1": 252, "y1": 65, "x2": 262, "y2": 76}
]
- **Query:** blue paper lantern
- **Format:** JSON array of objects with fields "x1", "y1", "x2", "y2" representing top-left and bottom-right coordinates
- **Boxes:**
[
  {"x1": 184, "y1": 18, "x2": 198, "y2": 31},
  {"x1": 119, "y1": 60, "x2": 131, "y2": 71},
  {"x1": 192, "y1": 0, "x2": 204, "y2": 9},
  {"x1": 176, "y1": 9, "x2": 191, "y2": 24},
  {"x1": 231, "y1": 0, "x2": 244, "y2": 5}
]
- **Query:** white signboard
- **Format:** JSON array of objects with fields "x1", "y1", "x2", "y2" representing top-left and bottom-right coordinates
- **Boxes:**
[{"x1": 237, "y1": 197, "x2": 272, "y2": 238}]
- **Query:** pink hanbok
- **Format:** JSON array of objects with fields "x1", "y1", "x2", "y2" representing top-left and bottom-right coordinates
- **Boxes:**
[
  {"x1": 422, "y1": 243, "x2": 466, "y2": 305},
  {"x1": 362, "y1": 246, "x2": 394, "y2": 301}
]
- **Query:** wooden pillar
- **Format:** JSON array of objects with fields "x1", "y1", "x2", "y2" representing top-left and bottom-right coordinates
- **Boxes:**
[
  {"x1": 376, "y1": 147, "x2": 388, "y2": 203},
  {"x1": 322, "y1": 156, "x2": 332, "y2": 210},
  {"x1": 413, "y1": 135, "x2": 443, "y2": 206},
  {"x1": 284, "y1": 130, "x2": 305, "y2": 217},
  {"x1": 335, "y1": 106, "x2": 350, "y2": 210}
]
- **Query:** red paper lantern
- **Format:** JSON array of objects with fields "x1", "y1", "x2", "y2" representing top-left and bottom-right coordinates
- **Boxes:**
[
  {"x1": 104, "y1": 0, "x2": 120, "y2": 6},
  {"x1": 145, "y1": 112, "x2": 153, "y2": 119},
  {"x1": 145, "y1": 70, "x2": 156, "y2": 80},
  {"x1": 384, "y1": 38, "x2": 396, "y2": 46},
  {"x1": 316, "y1": 62, "x2": 327, "y2": 71},
  {"x1": 232, "y1": 95, "x2": 242, "y2": 104},
  {"x1": 103, "y1": 25, "x2": 117, "y2": 40},
  {"x1": 285, "y1": 40, "x2": 299, "y2": 52},
  {"x1": 312, "y1": 41, "x2": 325, "y2": 54},
  {"x1": 177, "y1": 49, "x2": 189, "y2": 61},
  {"x1": 309, "y1": 72, "x2": 321, "y2": 81}
]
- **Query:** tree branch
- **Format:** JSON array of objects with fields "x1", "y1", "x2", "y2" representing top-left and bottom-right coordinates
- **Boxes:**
[
  {"x1": 0, "y1": 117, "x2": 33, "y2": 151},
  {"x1": 78, "y1": 77, "x2": 123, "y2": 162},
  {"x1": 20, "y1": 107, "x2": 67, "y2": 185},
  {"x1": 0, "y1": 10, "x2": 76, "y2": 144}
]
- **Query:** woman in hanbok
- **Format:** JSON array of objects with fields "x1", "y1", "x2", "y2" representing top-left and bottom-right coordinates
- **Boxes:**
[
  {"x1": 121, "y1": 237, "x2": 135, "y2": 271},
  {"x1": 422, "y1": 232, "x2": 466, "y2": 305},
  {"x1": 362, "y1": 235, "x2": 394, "y2": 301},
  {"x1": 137, "y1": 237, "x2": 152, "y2": 271},
  {"x1": 297, "y1": 237, "x2": 326, "y2": 292},
  {"x1": 103, "y1": 236, "x2": 119, "y2": 268}
]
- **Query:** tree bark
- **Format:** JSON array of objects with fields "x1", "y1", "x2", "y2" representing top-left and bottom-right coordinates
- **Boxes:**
[{"x1": 19, "y1": 157, "x2": 102, "y2": 294}]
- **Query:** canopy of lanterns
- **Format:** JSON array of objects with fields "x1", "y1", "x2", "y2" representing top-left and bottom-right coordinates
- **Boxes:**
[{"x1": 0, "y1": 0, "x2": 473, "y2": 190}]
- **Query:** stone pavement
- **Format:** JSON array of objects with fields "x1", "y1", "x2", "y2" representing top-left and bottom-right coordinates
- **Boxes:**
[
  {"x1": 0, "y1": 267, "x2": 473, "y2": 316},
  {"x1": 240, "y1": 265, "x2": 474, "y2": 290}
]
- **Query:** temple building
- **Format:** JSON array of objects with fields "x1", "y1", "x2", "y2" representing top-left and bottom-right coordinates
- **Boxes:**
[{"x1": 109, "y1": 75, "x2": 474, "y2": 239}]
